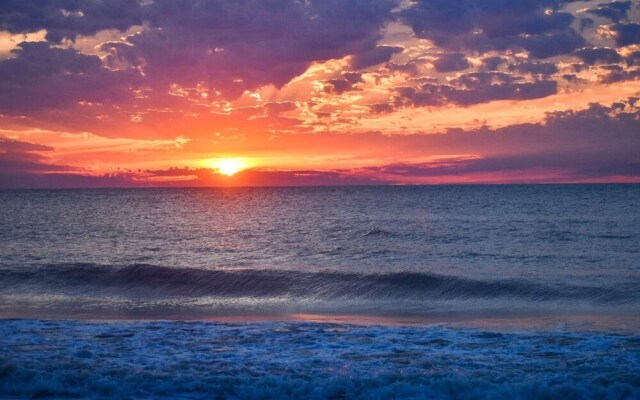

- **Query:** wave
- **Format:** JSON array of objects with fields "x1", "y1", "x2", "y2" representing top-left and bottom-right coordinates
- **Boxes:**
[
  {"x1": 0, "y1": 263, "x2": 636, "y2": 305},
  {"x1": 3, "y1": 320, "x2": 639, "y2": 399}
]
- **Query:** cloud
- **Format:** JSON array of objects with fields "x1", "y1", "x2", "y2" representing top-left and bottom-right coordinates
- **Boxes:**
[
  {"x1": 0, "y1": 41, "x2": 137, "y2": 112},
  {"x1": 263, "y1": 102, "x2": 297, "y2": 117},
  {"x1": 508, "y1": 61, "x2": 558, "y2": 76},
  {"x1": 1, "y1": 0, "x2": 399, "y2": 111},
  {"x1": 0, "y1": 137, "x2": 71, "y2": 177},
  {"x1": 0, "y1": 171, "x2": 142, "y2": 189},
  {"x1": 107, "y1": 0, "x2": 398, "y2": 97},
  {"x1": 574, "y1": 47, "x2": 622, "y2": 65},
  {"x1": 0, "y1": 0, "x2": 142, "y2": 42},
  {"x1": 599, "y1": 67, "x2": 640, "y2": 83},
  {"x1": 610, "y1": 22, "x2": 640, "y2": 46},
  {"x1": 399, "y1": 0, "x2": 585, "y2": 58},
  {"x1": 2, "y1": 99, "x2": 640, "y2": 186},
  {"x1": 452, "y1": 71, "x2": 518, "y2": 88},
  {"x1": 0, "y1": 137, "x2": 53, "y2": 152},
  {"x1": 324, "y1": 79, "x2": 357, "y2": 94},
  {"x1": 350, "y1": 45, "x2": 403, "y2": 70},
  {"x1": 385, "y1": 75, "x2": 557, "y2": 108},
  {"x1": 364, "y1": 152, "x2": 640, "y2": 182},
  {"x1": 360, "y1": 100, "x2": 640, "y2": 182},
  {"x1": 0, "y1": 0, "x2": 639, "y2": 187},
  {"x1": 481, "y1": 56, "x2": 506, "y2": 71},
  {"x1": 386, "y1": 61, "x2": 420, "y2": 75},
  {"x1": 323, "y1": 72, "x2": 364, "y2": 94},
  {"x1": 149, "y1": 168, "x2": 388, "y2": 186},
  {"x1": 1, "y1": 0, "x2": 638, "y2": 133},
  {"x1": 506, "y1": 30, "x2": 585, "y2": 59},
  {"x1": 0, "y1": 166, "x2": 389, "y2": 189},
  {"x1": 432, "y1": 53, "x2": 470, "y2": 72},
  {"x1": 585, "y1": 1, "x2": 633, "y2": 22}
]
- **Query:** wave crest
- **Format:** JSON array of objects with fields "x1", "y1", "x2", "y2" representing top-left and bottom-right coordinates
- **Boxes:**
[{"x1": 0, "y1": 263, "x2": 636, "y2": 304}]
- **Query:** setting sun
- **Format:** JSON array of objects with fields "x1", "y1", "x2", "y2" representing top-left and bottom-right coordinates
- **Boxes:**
[{"x1": 210, "y1": 158, "x2": 248, "y2": 176}]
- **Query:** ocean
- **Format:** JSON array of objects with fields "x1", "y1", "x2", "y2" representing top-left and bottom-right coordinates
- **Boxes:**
[{"x1": 1, "y1": 185, "x2": 639, "y2": 398}]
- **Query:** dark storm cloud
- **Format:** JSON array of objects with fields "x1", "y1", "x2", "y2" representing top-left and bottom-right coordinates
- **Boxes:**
[
  {"x1": 579, "y1": 17, "x2": 595, "y2": 32},
  {"x1": 382, "y1": 74, "x2": 557, "y2": 109},
  {"x1": 570, "y1": 63, "x2": 589, "y2": 72},
  {"x1": 369, "y1": 99, "x2": 640, "y2": 160},
  {"x1": 114, "y1": 0, "x2": 398, "y2": 97},
  {"x1": 366, "y1": 152, "x2": 640, "y2": 180},
  {"x1": 362, "y1": 100, "x2": 640, "y2": 181},
  {"x1": 503, "y1": 30, "x2": 585, "y2": 59},
  {"x1": 451, "y1": 72, "x2": 518, "y2": 88},
  {"x1": 2, "y1": 41, "x2": 101, "y2": 75},
  {"x1": 599, "y1": 67, "x2": 640, "y2": 83},
  {"x1": 0, "y1": 171, "x2": 146, "y2": 189},
  {"x1": 399, "y1": 0, "x2": 576, "y2": 37},
  {"x1": 481, "y1": 56, "x2": 506, "y2": 71},
  {"x1": 0, "y1": 137, "x2": 72, "y2": 178},
  {"x1": 508, "y1": 61, "x2": 558, "y2": 76},
  {"x1": 571, "y1": 162, "x2": 640, "y2": 179},
  {"x1": 0, "y1": 0, "x2": 142, "y2": 42},
  {"x1": 0, "y1": 151, "x2": 68, "y2": 174},
  {"x1": 626, "y1": 51, "x2": 640, "y2": 66},
  {"x1": 386, "y1": 61, "x2": 420, "y2": 75},
  {"x1": 324, "y1": 73, "x2": 365, "y2": 94},
  {"x1": 561, "y1": 73, "x2": 580, "y2": 82},
  {"x1": 0, "y1": 42, "x2": 137, "y2": 112},
  {"x1": 365, "y1": 153, "x2": 584, "y2": 177},
  {"x1": 0, "y1": 137, "x2": 53, "y2": 152},
  {"x1": 432, "y1": 53, "x2": 470, "y2": 72},
  {"x1": 454, "y1": 80, "x2": 558, "y2": 105},
  {"x1": 574, "y1": 48, "x2": 623, "y2": 65},
  {"x1": 324, "y1": 79, "x2": 358, "y2": 94},
  {"x1": 610, "y1": 23, "x2": 640, "y2": 46},
  {"x1": 350, "y1": 45, "x2": 403, "y2": 70},
  {"x1": 0, "y1": 0, "x2": 399, "y2": 112},
  {"x1": 399, "y1": 0, "x2": 585, "y2": 58},
  {"x1": 585, "y1": 1, "x2": 633, "y2": 22}
]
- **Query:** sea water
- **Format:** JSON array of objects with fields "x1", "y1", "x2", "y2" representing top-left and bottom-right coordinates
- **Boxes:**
[{"x1": 1, "y1": 185, "x2": 639, "y2": 398}]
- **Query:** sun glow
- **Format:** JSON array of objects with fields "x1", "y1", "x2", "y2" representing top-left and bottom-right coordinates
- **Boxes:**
[{"x1": 210, "y1": 158, "x2": 249, "y2": 176}]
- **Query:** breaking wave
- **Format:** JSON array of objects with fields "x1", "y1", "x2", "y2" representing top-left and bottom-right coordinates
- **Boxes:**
[
  {"x1": 0, "y1": 263, "x2": 637, "y2": 305},
  {"x1": 1, "y1": 319, "x2": 639, "y2": 399}
]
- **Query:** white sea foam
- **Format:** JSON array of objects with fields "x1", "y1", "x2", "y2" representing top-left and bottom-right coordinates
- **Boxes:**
[{"x1": 1, "y1": 319, "x2": 639, "y2": 399}]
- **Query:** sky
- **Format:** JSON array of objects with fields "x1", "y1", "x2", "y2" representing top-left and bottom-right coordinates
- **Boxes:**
[{"x1": 0, "y1": 0, "x2": 639, "y2": 187}]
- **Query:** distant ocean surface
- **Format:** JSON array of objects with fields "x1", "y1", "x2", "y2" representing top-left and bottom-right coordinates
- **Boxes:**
[
  {"x1": 1, "y1": 184, "x2": 639, "y2": 320},
  {"x1": 1, "y1": 185, "x2": 639, "y2": 398}
]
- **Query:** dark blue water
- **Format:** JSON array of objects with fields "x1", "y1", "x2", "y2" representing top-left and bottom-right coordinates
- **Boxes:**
[
  {"x1": 2, "y1": 185, "x2": 640, "y2": 399},
  {"x1": 0, "y1": 185, "x2": 639, "y2": 319},
  {"x1": 2, "y1": 319, "x2": 639, "y2": 399}
]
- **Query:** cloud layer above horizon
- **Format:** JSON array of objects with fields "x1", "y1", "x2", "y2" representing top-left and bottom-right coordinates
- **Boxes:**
[{"x1": 1, "y1": 0, "x2": 639, "y2": 186}]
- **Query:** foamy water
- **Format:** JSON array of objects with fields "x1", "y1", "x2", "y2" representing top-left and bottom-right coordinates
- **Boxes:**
[{"x1": 1, "y1": 320, "x2": 639, "y2": 399}]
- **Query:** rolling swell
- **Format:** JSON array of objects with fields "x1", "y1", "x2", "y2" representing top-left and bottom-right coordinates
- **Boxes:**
[{"x1": 0, "y1": 263, "x2": 635, "y2": 305}]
